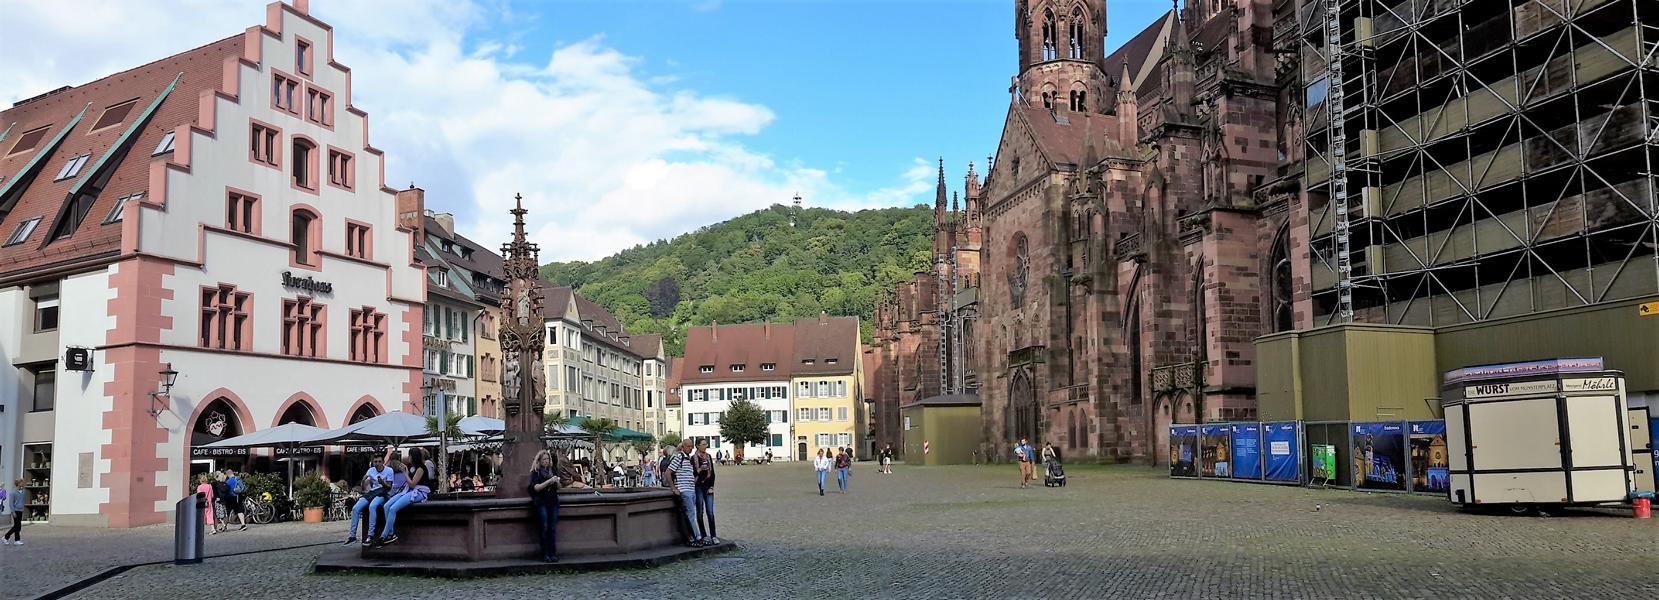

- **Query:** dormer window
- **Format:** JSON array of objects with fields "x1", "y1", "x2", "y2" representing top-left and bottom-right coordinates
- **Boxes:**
[
  {"x1": 54, "y1": 153, "x2": 91, "y2": 181},
  {"x1": 761, "y1": 363, "x2": 776, "y2": 371},
  {"x1": 801, "y1": 359, "x2": 815, "y2": 365},
  {"x1": 699, "y1": 365, "x2": 714, "y2": 374},
  {"x1": 731, "y1": 364, "x2": 745, "y2": 373},
  {"x1": 826, "y1": 358, "x2": 839, "y2": 364},
  {"x1": 91, "y1": 98, "x2": 137, "y2": 132}
]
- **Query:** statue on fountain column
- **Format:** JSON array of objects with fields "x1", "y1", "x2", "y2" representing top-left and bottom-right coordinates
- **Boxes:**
[{"x1": 496, "y1": 194, "x2": 547, "y2": 500}]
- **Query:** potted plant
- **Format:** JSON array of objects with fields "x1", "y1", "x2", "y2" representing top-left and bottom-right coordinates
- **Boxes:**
[{"x1": 293, "y1": 471, "x2": 331, "y2": 523}]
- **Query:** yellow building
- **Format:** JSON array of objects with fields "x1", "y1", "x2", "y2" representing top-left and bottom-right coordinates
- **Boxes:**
[{"x1": 791, "y1": 371, "x2": 863, "y2": 461}]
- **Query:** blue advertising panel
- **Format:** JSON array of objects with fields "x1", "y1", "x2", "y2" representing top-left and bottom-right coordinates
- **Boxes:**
[
  {"x1": 1229, "y1": 423, "x2": 1262, "y2": 480},
  {"x1": 1263, "y1": 422, "x2": 1300, "y2": 482},
  {"x1": 1352, "y1": 422, "x2": 1407, "y2": 491},
  {"x1": 1169, "y1": 426, "x2": 1199, "y2": 477},
  {"x1": 1651, "y1": 417, "x2": 1658, "y2": 480},
  {"x1": 1408, "y1": 421, "x2": 1450, "y2": 494},
  {"x1": 1200, "y1": 425, "x2": 1231, "y2": 478}
]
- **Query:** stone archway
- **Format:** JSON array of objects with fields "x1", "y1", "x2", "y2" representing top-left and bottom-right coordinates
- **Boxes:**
[{"x1": 1008, "y1": 370, "x2": 1038, "y2": 447}]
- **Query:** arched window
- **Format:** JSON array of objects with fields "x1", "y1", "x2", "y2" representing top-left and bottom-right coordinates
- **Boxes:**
[
  {"x1": 1069, "y1": 7, "x2": 1086, "y2": 59},
  {"x1": 1042, "y1": 91, "x2": 1053, "y2": 109},
  {"x1": 350, "y1": 402, "x2": 380, "y2": 424},
  {"x1": 278, "y1": 400, "x2": 317, "y2": 426},
  {"x1": 291, "y1": 138, "x2": 317, "y2": 189},
  {"x1": 1009, "y1": 370, "x2": 1037, "y2": 444},
  {"x1": 291, "y1": 208, "x2": 317, "y2": 265},
  {"x1": 1270, "y1": 225, "x2": 1295, "y2": 332},
  {"x1": 1074, "y1": 90, "x2": 1086, "y2": 112},
  {"x1": 1041, "y1": 8, "x2": 1057, "y2": 61}
]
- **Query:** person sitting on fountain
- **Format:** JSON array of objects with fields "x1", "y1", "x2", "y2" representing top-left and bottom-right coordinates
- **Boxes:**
[
  {"x1": 378, "y1": 447, "x2": 435, "y2": 546},
  {"x1": 343, "y1": 447, "x2": 396, "y2": 547}
]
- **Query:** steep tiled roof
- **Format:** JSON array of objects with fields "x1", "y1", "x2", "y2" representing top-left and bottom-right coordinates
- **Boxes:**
[
  {"x1": 631, "y1": 334, "x2": 664, "y2": 360},
  {"x1": 1016, "y1": 106, "x2": 1124, "y2": 167},
  {"x1": 1104, "y1": 10, "x2": 1175, "y2": 96},
  {"x1": 680, "y1": 316, "x2": 860, "y2": 385},
  {"x1": 423, "y1": 214, "x2": 505, "y2": 303},
  {"x1": 542, "y1": 283, "x2": 641, "y2": 357},
  {"x1": 666, "y1": 357, "x2": 683, "y2": 406},
  {"x1": 0, "y1": 35, "x2": 244, "y2": 283},
  {"x1": 792, "y1": 315, "x2": 861, "y2": 376}
]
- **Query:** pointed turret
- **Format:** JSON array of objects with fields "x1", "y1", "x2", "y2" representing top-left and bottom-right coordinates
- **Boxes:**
[
  {"x1": 1117, "y1": 61, "x2": 1139, "y2": 143},
  {"x1": 951, "y1": 191, "x2": 960, "y2": 230},
  {"x1": 933, "y1": 158, "x2": 951, "y2": 260}
]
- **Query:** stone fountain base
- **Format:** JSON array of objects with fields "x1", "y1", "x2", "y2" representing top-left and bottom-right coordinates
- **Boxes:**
[{"x1": 312, "y1": 488, "x2": 735, "y2": 577}]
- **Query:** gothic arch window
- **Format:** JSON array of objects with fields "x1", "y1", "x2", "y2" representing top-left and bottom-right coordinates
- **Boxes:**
[
  {"x1": 1069, "y1": 6, "x2": 1086, "y2": 59},
  {"x1": 1009, "y1": 233, "x2": 1030, "y2": 306},
  {"x1": 1009, "y1": 370, "x2": 1037, "y2": 444},
  {"x1": 277, "y1": 400, "x2": 317, "y2": 426},
  {"x1": 1042, "y1": 91, "x2": 1053, "y2": 109},
  {"x1": 1041, "y1": 8, "x2": 1057, "y2": 61},
  {"x1": 1269, "y1": 224, "x2": 1294, "y2": 332}
]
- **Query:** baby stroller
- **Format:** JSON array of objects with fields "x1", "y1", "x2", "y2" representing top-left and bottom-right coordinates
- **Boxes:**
[{"x1": 1043, "y1": 456, "x2": 1067, "y2": 487}]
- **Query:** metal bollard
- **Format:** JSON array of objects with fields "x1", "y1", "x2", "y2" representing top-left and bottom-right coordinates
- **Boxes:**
[{"x1": 175, "y1": 492, "x2": 207, "y2": 565}]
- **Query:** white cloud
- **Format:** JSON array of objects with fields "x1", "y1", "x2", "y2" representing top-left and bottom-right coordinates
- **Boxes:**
[{"x1": 0, "y1": 0, "x2": 936, "y2": 262}]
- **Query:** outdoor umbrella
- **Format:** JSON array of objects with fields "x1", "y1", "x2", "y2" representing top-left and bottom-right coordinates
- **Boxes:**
[
  {"x1": 457, "y1": 415, "x2": 506, "y2": 437},
  {"x1": 306, "y1": 411, "x2": 432, "y2": 446},
  {"x1": 198, "y1": 422, "x2": 328, "y2": 496}
]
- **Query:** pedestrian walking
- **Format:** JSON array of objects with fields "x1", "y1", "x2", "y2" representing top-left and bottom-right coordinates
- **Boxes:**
[
  {"x1": 657, "y1": 448, "x2": 673, "y2": 488},
  {"x1": 221, "y1": 469, "x2": 249, "y2": 531},
  {"x1": 640, "y1": 455, "x2": 658, "y2": 487},
  {"x1": 2, "y1": 479, "x2": 24, "y2": 545},
  {"x1": 880, "y1": 444, "x2": 895, "y2": 474},
  {"x1": 693, "y1": 439, "x2": 720, "y2": 544},
  {"x1": 813, "y1": 449, "x2": 831, "y2": 495},
  {"x1": 1015, "y1": 437, "x2": 1035, "y2": 488},
  {"x1": 529, "y1": 450, "x2": 563, "y2": 563},
  {"x1": 665, "y1": 440, "x2": 706, "y2": 547},
  {"x1": 835, "y1": 448, "x2": 852, "y2": 493},
  {"x1": 195, "y1": 474, "x2": 220, "y2": 534}
]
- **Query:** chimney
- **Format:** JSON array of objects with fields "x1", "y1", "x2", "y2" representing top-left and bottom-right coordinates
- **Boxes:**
[
  {"x1": 433, "y1": 212, "x2": 456, "y2": 235},
  {"x1": 819, "y1": 311, "x2": 828, "y2": 324},
  {"x1": 763, "y1": 321, "x2": 771, "y2": 338},
  {"x1": 395, "y1": 186, "x2": 425, "y2": 235},
  {"x1": 711, "y1": 321, "x2": 718, "y2": 343}
]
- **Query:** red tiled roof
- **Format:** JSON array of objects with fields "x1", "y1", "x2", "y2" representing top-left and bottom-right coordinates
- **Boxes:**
[
  {"x1": 1016, "y1": 106, "x2": 1126, "y2": 167},
  {"x1": 542, "y1": 283, "x2": 641, "y2": 357},
  {"x1": 0, "y1": 35, "x2": 244, "y2": 283},
  {"x1": 680, "y1": 316, "x2": 860, "y2": 385},
  {"x1": 666, "y1": 357, "x2": 683, "y2": 406}
]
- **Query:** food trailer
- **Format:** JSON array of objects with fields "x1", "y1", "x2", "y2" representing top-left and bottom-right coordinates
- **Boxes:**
[{"x1": 1440, "y1": 358, "x2": 1636, "y2": 512}]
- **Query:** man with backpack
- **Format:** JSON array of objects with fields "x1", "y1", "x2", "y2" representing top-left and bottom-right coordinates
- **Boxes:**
[{"x1": 221, "y1": 469, "x2": 249, "y2": 531}]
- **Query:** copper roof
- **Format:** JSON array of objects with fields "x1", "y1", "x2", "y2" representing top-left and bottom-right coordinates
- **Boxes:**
[{"x1": 0, "y1": 35, "x2": 244, "y2": 283}]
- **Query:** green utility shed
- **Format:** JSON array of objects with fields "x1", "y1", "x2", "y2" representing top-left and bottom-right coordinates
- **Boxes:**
[{"x1": 900, "y1": 394, "x2": 982, "y2": 466}]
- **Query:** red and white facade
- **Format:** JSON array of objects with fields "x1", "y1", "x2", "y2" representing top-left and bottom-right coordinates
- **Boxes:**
[{"x1": 0, "y1": 1, "x2": 423, "y2": 527}]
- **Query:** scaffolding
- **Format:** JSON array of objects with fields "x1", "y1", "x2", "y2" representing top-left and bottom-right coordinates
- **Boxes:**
[{"x1": 1302, "y1": 0, "x2": 1659, "y2": 326}]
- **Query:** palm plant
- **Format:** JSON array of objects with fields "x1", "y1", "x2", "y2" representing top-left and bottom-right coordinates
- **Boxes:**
[
  {"x1": 425, "y1": 413, "x2": 463, "y2": 493},
  {"x1": 585, "y1": 417, "x2": 621, "y2": 470},
  {"x1": 543, "y1": 411, "x2": 570, "y2": 433}
]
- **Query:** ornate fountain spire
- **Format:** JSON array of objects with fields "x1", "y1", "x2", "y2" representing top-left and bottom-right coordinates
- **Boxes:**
[{"x1": 496, "y1": 193, "x2": 547, "y2": 499}]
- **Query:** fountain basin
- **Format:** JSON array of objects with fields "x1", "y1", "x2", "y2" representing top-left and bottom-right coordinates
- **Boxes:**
[{"x1": 312, "y1": 488, "x2": 734, "y2": 576}]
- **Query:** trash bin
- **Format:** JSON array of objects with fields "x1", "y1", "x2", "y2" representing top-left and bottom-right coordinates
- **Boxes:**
[{"x1": 175, "y1": 492, "x2": 207, "y2": 565}]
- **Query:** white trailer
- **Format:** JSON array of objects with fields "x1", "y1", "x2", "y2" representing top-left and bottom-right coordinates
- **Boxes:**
[{"x1": 1440, "y1": 360, "x2": 1636, "y2": 511}]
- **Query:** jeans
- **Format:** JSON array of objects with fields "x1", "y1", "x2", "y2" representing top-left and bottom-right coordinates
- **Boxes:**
[
  {"x1": 534, "y1": 501, "x2": 559, "y2": 559},
  {"x1": 837, "y1": 468, "x2": 849, "y2": 492},
  {"x1": 643, "y1": 472, "x2": 657, "y2": 487},
  {"x1": 817, "y1": 470, "x2": 827, "y2": 493},
  {"x1": 348, "y1": 495, "x2": 387, "y2": 539},
  {"x1": 4, "y1": 511, "x2": 20, "y2": 541},
  {"x1": 694, "y1": 487, "x2": 716, "y2": 539},
  {"x1": 380, "y1": 488, "x2": 427, "y2": 538},
  {"x1": 676, "y1": 489, "x2": 702, "y2": 540}
]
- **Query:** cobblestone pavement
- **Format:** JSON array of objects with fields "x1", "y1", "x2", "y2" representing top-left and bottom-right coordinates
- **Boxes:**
[{"x1": 16, "y1": 463, "x2": 1659, "y2": 599}]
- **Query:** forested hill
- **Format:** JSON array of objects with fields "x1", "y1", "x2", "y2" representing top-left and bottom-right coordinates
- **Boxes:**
[{"x1": 539, "y1": 204, "x2": 934, "y2": 355}]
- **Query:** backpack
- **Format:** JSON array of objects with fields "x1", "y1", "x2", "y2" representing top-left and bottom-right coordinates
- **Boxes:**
[{"x1": 230, "y1": 477, "x2": 247, "y2": 495}]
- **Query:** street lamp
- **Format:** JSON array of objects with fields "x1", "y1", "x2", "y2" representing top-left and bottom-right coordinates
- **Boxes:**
[{"x1": 148, "y1": 363, "x2": 179, "y2": 416}]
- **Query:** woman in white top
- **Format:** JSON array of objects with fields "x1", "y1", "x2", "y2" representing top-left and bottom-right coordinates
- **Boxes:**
[{"x1": 813, "y1": 449, "x2": 833, "y2": 496}]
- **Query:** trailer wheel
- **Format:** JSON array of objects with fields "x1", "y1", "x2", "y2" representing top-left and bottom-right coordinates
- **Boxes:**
[{"x1": 1505, "y1": 504, "x2": 1537, "y2": 516}]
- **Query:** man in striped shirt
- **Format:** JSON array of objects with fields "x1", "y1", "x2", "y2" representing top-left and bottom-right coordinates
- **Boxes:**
[{"x1": 666, "y1": 439, "x2": 706, "y2": 547}]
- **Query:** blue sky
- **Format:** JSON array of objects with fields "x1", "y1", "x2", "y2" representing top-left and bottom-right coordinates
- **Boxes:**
[{"x1": 0, "y1": 0, "x2": 1175, "y2": 260}]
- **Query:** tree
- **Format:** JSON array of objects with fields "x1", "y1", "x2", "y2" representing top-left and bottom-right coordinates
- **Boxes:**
[
  {"x1": 425, "y1": 413, "x2": 464, "y2": 493},
  {"x1": 630, "y1": 437, "x2": 657, "y2": 459},
  {"x1": 719, "y1": 398, "x2": 770, "y2": 462},
  {"x1": 543, "y1": 411, "x2": 570, "y2": 432},
  {"x1": 660, "y1": 432, "x2": 683, "y2": 449},
  {"x1": 585, "y1": 417, "x2": 621, "y2": 470},
  {"x1": 645, "y1": 276, "x2": 681, "y2": 318}
]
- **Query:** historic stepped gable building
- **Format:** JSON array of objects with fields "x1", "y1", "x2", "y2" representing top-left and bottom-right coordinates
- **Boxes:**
[
  {"x1": 974, "y1": 0, "x2": 1296, "y2": 463},
  {"x1": 0, "y1": 1, "x2": 425, "y2": 526}
]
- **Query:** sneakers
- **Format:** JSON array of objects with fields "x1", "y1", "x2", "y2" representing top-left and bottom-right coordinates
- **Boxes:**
[
  {"x1": 341, "y1": 536, "x2": 357, "y2": 546},
  {"x1": 379, "y1": 534, "x2": 400, "y2": 546},
  {"x1": 1, "y1": 539, "x2": 10, "y2": 545},
  {"x1": 10, "y1": 540, "x2": 20, "y2": 546}
]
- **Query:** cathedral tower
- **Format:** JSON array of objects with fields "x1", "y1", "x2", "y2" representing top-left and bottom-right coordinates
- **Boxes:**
[{"x1": 1015, "y1": 0, "x2": 1110, "y2": 113}]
